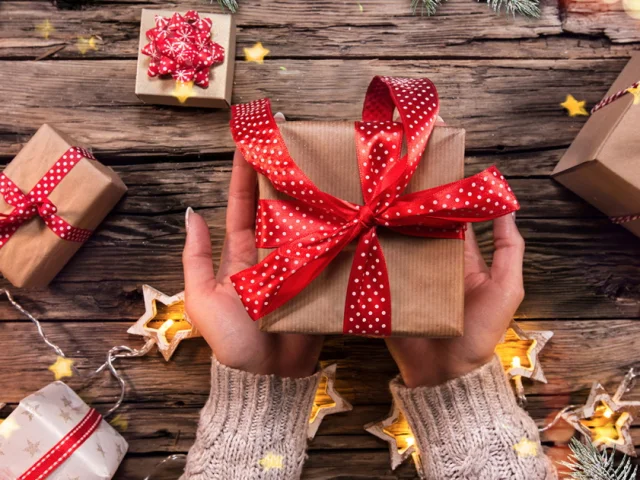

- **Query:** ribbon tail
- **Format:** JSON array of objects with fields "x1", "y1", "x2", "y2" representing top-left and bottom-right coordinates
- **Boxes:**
[{"x1": 343, "y1": 229, "x2": 391, "y2": 336}]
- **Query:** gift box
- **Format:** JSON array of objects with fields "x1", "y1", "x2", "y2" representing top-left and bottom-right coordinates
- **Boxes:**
[
  {"x1": 135, "y1": 9, "x2": 235, "y2": 109},
  {"x1": 230, "y1": 77, "x2": 519, "y2": 337},
  {"x1": 0, "y1": 381, "x2": 127, "y2": 479},
  {"x1": 0, "y1": 124, "x2": 127, "y2": 288},
  {"x1": 553, "y1": 54, "x2": 640, "y2": 237}
]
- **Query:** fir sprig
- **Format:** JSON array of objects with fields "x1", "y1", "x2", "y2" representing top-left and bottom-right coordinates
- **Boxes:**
[
  {"x1": 561, "y1": 438, "x2": 638, "y2": 480},
  {"x1": 485, "y1": 0, "x2": 541, "y2": 17},
  {"x1": 216, "y1": 0, "x2": 239, "y2": 13},
  {"x1": 411, "y1": 0, "x2": 444, "y2": 16}
]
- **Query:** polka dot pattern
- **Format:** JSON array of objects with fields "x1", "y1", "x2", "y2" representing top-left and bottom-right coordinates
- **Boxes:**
[
  {"x1": 141, "y1": 10, "x2": 225, "y2": 89},
  {"x1": 229, "y1": 76, "x2": 521, "y2": 336},
  {"x1": 0, "y1": 147, "x2": 95, "y2": 250}
]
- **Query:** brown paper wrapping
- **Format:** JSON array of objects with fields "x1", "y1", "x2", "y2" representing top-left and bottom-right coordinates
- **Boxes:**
[
  {"x1": 0, "y1": 125, "x2": 127, "y2": 288},
  {"x1": 257, "y1": 121, "x2": 465, "y2": 337},
  {"x1": 135, "y1": 9, "x2": 236, "y2": 109},
  {"x1": 553, "y1": 54, "x2": 640, "y2": 238}
]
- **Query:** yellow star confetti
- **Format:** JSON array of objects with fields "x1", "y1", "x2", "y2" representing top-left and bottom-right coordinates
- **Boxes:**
[
  {"x1": 626, "y1": 85, "x2": 640, "y2": 105},
  {"x1": 561, "y1": 95, "x2": 589, "y2": 117},
  {"x1": 109, "y1": 414, "x2": 129, "y2": 431},
  {"x1": 358, "y1": 2, "x2": 364, "y2": 11},
  {"x1": 259, "y1": 452, "x2": 283, "y2": 471},
  {"x1": 244, "y1": 42, "x2": 270, "y2": 64},
  {"x1": 513, "y1": 437, "x2": 538, "y2": 457},
  {"x1": 172, "y1": 81, "x2": 194, "y2": 104},
  {"x1": 48, "y1": 356, "x2": 74, "y2": 381},
  {"x1": 77, "y1": 36, "x2": 98, "y2": 55},
  {"x1": 35, "y1": 20, "x2": 55, "y2": 39},
  {"x1": 0, "y1": 417, "x2": 20, "y2": 440}
]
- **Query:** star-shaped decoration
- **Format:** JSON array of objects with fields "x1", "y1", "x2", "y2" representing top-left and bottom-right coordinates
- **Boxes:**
[
  {"x1": 626, "y1": 85, "x2": 640, "y2": 105},
  {"x1": 244, "y1": 42, "x2": 270, "y2": 64},
  {"x1": 561, "y1": 94, "x2": 589, "y2": 117},
  {"x1": 21, "y1": 403, "x2": 40, "y2": 422},
  {"x1": 496, "y1": 321, "x2": 553, "y2": 383},
  {"x1": 116, "y1": 442, "x2": 125, "y2": 460},
  {"x1": 76, "y1": 36, "x2": 98, "y2": 55},
  {"x1": 0, "y1": 417, "x2": 20, "y2": 440},
  {"x1": 258, "y1": 452, "x2": 283, "y2": 471},
  {"x1": 48, "y1": 356, "x2": 74, "y2": 381},
  {"x1": 308, "y1": 364, "x2": 353, "y2": 439},
  {"x1": 35, "y1": 20, "x2": 55, "y2": 39},
  {"x1": 97, "y1": 442, "x2": 106, "y2": 458},
  {"x1": 513, "y1": 437, "x2": 538, "y2": 458},
  {"x1": 109, "y1": 414, "x2": 128, "y2": 431},
  {"x1": 128, "y1": 285, "x2": 201, "y2": 361},
  {"x1": 564, "y1": 379, "x2": 640, "y2": 456},
  {"x1": 172, "y1": 81, "x2": 194, "y2": 104},
  {"x1": 365, "y1": 402, "x2": 417, "y2": 470},
  {"x1": 24, "y1": 439, "x2": 41, "y2": 458},
  {"x1": 61, "y1": 396, "x2": 73, "y2": 408},
  {"x1": 58, "y1": 408, "x2": 73, "y2": 424}
]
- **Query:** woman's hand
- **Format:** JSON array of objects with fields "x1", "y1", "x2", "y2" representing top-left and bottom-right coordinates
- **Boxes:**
[
  {"x1": 385, "y1": 214, "x2": 525, "y2": 388},
  {"x1": 182, "y1": 141, "x2": 324, "y2": 378}
]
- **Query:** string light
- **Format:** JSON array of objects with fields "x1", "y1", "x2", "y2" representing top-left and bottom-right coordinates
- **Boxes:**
[
  {"x1": 365, "y1": 403, "x2": 418, "y2": 470},
  {"x1": 307, "y1": 364, "x2": 352, "y2": 439}
]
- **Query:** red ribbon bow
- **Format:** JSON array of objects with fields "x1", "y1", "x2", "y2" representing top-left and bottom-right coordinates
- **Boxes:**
[
  {"x1": 141, "y1": 10, "x2": 225, "y2": 88},
  {"x1": 230, "y1": 77, "x2": 520, "y2": 336},
  {"x1": 0, "y1": 147, "x2": 94, "y2": 251}
]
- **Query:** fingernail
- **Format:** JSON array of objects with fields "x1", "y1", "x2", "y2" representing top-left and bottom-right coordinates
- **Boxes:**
[
  {"x1": 274, "y1": 112, "x2": 286, "y2": 121},
  {"x1": 186, "y1": 207, "x2": 194, "y2": 231}
]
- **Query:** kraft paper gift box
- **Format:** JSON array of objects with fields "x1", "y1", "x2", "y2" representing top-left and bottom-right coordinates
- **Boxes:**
[
  {"x1": 257, "y1": 122, "x2": 466, "y2": 337},
  {"x1": 135, "y1": 9, "x2": 236, "y2": 109},
  {"x1": 0, "y1": 124, "x2": 127, "y2": 288},
  {"x1": 553, "y1": 54, "x2": 640, "y2": 237},
  {"x1": 0, "y1": 382, "x2": 128, "y2": 479}
]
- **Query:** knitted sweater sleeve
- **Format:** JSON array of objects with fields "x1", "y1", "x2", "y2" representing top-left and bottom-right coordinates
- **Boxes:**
[
  {"x1": 390, "y1": 355, "x2": 557, "y2": 480},
  {"x1": 180, "y1": 358, "x2": 321, "y2": 480}
]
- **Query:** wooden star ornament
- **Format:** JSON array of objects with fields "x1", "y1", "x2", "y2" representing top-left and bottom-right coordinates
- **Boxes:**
[
  {"x1": 365, "y1": 402, "x2": 417, "y2": 470},
  {"x1": 128, "y1": 285, "x2": 201, "y2": 361},
  {"x1": 308, "y1": 364, "x2": 353, "y2": 439},
  {"x1": 564, "y1": 372, "x2": 640, "y2": 456},
  {"x1": 496, "y1": 321, "x2": 553, "y2": 383}
]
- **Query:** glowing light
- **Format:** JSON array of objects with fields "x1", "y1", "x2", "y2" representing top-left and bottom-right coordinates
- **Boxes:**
[
  {"x1": 405, "y1": 436, "x2": 415, "y2": 447},
  {"x1": 0, "y1": 417, "x2": 20, "y2": 440},
  {"x1": 35, "y1": 20, "x2": 55, "y2": 39},
  {"x1": 604, "y1": 408, "x2": 613, "y2": 419},
  {"x1": 157, "y1": 319, "x2": 175, "y2": 346},
  {"x1": 244, "y1": 42, "x2": 270, "y2": 64},
  {"x1": 48, "y1": 356, "x2": 74, "y2": 381},
  {"x1": 511, "y1": 356, "x2": 521, "y2": 368},
  {"x1": 623, "y1": 0, "x2": 640, "y2": 18},
  {"x1": 172, "y1": 81, "x2": 194, "y2": 104}
]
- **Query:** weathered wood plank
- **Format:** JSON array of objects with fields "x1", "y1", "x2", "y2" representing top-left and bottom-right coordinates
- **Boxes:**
[
  {"x1": 563, "y1": 0, "x2": 640, "y2": 44},
  {"x1": 1, "y1": 320, "x2": 639, "y2": 406},
  {"x1": 0, "y1": 58, "x2": 629, "y2": 157}
]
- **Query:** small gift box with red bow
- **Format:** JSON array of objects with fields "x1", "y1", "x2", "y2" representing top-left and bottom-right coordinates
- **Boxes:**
[
  {"x1": 553, "y1": 54, "x2": 640, "y2": 238},
  {"x1": 0, "y1": 125, "x2": 127, "y2": 288},
  {"x1": 135, "y1": 9, "x2": 235, "y2": 109},
  {"x1": 0, "y1": 381, "x2": 127, "y2": 479},
  {"x1": 230, "y1": 77, "x2": 520, "y2": 337}
]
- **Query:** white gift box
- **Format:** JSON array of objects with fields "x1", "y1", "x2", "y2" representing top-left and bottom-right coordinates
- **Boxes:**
[{"x1": 0, "y1": 382, "x2": 127, "y2": 479}]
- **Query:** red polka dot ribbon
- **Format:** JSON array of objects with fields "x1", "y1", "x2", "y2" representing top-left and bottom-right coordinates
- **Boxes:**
[
  {"x1": 141, "y1": 10, "x2": 225, "y2": 88},
  {"x1": 0, "y1": 147, "x2": 94, "y2": 251},
  {"x1": 229, "y1": 76, "x2": 520, "y2": 336}
]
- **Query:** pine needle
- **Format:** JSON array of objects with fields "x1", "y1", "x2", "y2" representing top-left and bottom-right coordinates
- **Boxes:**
[
  {"x1": 561, "y1": 438, "x2": 638, "y2": 480},
  {"x1": 216, "y1": 0, "x2": 239, "y2": 13},
  {"x1": 411, "y1": 0, "x2": 444, "y2": 16},
  {"x1": 485, "y1": 0, "x2": 541, "y2": 17}
]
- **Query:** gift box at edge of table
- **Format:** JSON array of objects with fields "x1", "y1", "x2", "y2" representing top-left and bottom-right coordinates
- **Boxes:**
[
  {"x1": 553, "y1": 54, "x2": 640, "y2": 238},
  {"x1": 135, "y1": 9, "x2": 236, "y2": 109},
  {"x1": 0, "y1": 381, "x2": 127, "y2": 479},
  {"x1": 0, "y1": 125, "x2": 127, "y2": 288}
]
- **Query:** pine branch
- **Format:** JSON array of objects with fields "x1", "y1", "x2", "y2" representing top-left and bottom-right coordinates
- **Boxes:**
[
  {"x1": 411, "y1": 0, "x2": 444, "y2": 16},
  {"x1": 484, "y1": 0, "x2": 541, "y2": 17},
  {"x1": 561, "y1": 438, "x2": 638, "y2": 480},
  {"x1": 216, "y1": 0, "x2": 239, "y2": 13}
]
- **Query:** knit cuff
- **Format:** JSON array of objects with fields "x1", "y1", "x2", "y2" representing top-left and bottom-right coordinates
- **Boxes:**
[
  {"x1": 182, "y1": 359, "x2": 321, "y2": 480},
  {"x1": 391, "y1": 355, "x2": 555, "y2": 480}
]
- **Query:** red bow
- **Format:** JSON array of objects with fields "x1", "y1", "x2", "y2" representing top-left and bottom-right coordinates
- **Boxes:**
[
  {"x1": 230, "y1": 77, "x2": 520, "y2": 336},
  {"x1": 141, "y1": 10, "x2": 225, "y2": 88},
  {"x1": 0, "y1": 147, "x2": 94, "y2": 251}
]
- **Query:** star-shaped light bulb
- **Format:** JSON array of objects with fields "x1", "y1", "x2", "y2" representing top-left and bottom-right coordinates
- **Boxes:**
[
  {"x1": 244, "y1": 42, "x2": 270, "y2": 64},
  {"x1": 561, "y1": 95, "x2": 589, "y2": 117}
]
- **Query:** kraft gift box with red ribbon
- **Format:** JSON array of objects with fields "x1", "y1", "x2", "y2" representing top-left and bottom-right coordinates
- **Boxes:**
[
  {"x1": 230, "y1": 76, "x2": 520, "y2": 337},
  {"x1": 553, "y1": 54, "x2": 640, "y2": 238},
  {"x1": 0, "y1": 124, "x2": 127, "y2": 288},
  {"x1": 0, "y1": 381, "x2": 127, "y2": 479},
  {"x1": 135, "y1": 9, "x2": 235, "y2": 109}
]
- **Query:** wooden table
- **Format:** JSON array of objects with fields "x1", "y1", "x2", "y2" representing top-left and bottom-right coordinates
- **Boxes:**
[{"x1": 1, "y1": 0, "x2": 640, "y2": 477}]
